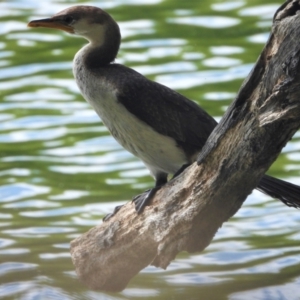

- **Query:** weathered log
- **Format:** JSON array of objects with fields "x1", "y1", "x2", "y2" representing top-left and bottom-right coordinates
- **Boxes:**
[{"x1": 70, "y1": 0, "x2": 300, "y2": 292}]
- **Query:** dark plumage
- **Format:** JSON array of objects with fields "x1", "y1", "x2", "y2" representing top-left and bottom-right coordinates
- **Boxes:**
[{"x1": 89, "y1": 64, "x2": 217, "y2": 158}]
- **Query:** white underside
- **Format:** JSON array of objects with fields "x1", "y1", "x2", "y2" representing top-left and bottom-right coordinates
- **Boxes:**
[{"x1": 73, "y1": 46, "x2": 187, "y2": 178}]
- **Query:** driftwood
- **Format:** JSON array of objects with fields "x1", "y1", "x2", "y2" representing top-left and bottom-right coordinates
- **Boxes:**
[{"x1": 70, "y1": 0, "x2": 300, "y2": 292}]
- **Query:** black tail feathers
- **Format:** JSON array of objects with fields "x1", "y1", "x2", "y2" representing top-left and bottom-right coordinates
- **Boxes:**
[{"x1": 257, "y1": 175, "x2": 300, "y2": 208}]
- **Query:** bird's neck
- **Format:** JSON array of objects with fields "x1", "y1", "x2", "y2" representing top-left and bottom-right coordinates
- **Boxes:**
[{"x1": 83, "y1": 27, "x2": 121, "y2": 69}]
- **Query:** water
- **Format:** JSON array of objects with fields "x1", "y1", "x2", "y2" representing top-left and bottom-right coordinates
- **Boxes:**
[{"x1": 1, "y1": 0, "x2": 300, "y2": 299}]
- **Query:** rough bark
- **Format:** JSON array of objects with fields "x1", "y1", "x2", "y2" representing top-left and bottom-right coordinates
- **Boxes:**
[{"x1": 70, "y1": 0, "x2": 300, "y2": 292}]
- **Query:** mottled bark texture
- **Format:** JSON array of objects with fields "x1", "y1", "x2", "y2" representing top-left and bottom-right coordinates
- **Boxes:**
[{"x1": 70, "y1": 0, "x2": 300, "y2": 292}]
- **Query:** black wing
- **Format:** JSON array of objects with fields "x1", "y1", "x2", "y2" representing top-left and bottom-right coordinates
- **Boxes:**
[{"x1": 105, "y1": 64, "x2": 218, "y2": 157}]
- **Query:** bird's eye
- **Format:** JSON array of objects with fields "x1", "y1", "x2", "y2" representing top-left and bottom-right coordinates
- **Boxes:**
[{"x1": 63, "y1": 15, "x2": 74, "y2": 24}]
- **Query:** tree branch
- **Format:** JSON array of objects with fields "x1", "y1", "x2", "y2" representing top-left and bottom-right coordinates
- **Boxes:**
[{"x1": 70, "y1": 0, "x2": 300, "y2": 292}]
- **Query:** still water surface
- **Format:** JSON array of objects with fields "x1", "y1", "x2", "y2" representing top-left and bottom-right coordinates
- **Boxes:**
[{"x1": 1, "y1": 0, "x2": 300, "y2": 299}]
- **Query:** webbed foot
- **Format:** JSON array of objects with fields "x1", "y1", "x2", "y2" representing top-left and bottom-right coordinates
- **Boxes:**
[{"x1": 133, "y1": 186, "x2": 162, "y2": 214}]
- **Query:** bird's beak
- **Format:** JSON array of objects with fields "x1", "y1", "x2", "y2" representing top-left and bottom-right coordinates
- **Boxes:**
[{"x1": 27, "y1": 18, "x2": 74, "y2": 34}]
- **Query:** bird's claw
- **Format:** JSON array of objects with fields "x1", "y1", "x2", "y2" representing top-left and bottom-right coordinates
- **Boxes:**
[
  {"x1": 102, "y1": 204, "x2": 123, "y2": 222},
  {"x1": 132, "y1": 191, "x2": 151, "y2": 214},
  {"x1": 104, "y1": 186, "x2": 162, "y2": 220},
  {"x1": 132, "y1": 186, "x2": 162, "y2": 214}
]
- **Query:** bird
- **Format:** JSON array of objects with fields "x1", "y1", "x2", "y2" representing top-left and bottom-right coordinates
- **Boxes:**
[{"x1": 28, "y1": 5, "x2": 300, "y2": 220}]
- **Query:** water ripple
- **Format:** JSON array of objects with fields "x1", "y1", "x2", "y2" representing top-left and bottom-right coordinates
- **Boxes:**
[
  {"x1": 0, "y1": 281, "x2": 35, "y2": 298},
  {"x1": 156, "y1": 63, "x2": 253, "y2": 89},
  {"x1": 0, "y1": 62, "x2": 72, "y2": 80},
  {"x1": 168, "y1": 16, "x2": 241, "y2": 28},
  {"x1": 0, "y1": 183, "x2": 50, "y2": 202},
  {"x1": 212, "y1": 1, "x2": 245, "y2": 11},
  {"x1": 239, "y1": 4, "x2": 280, "y2": 19},
  {"x1": 2, "y1": 227, "x2": 75, "y2": 238},
  {"x1": 0, "y1": 262, "x2": 37, "y2": 276},
  {"x1": 0, "y1": 238, "x2": 14, "y2": 248}
]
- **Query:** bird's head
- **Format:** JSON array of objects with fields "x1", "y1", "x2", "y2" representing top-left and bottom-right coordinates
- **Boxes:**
[{"x1": 27, "y1": 6, "x2": 120, "y2": 46}]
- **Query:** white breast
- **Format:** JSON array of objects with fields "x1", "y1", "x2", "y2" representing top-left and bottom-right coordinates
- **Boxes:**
[{"x1": 73, "y1": 47, "x2": 187, "y2": 178}]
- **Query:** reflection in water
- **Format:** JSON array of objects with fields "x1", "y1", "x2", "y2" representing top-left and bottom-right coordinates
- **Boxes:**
[{"x1": 0, "y1": 1, "x2": 300, "y2": 299}]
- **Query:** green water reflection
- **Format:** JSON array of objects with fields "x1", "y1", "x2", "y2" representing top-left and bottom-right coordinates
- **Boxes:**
[{"x1": 1, "y1": 0, "x2": 300, "y2": 299}]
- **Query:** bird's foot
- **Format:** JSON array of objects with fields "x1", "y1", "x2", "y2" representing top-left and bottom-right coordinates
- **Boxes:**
[
  {"x1": 103, "y1": 185, "x2": 163, "y2": 221},
  {"x1": 102, "y1": 204, "x2": 123, "y2": 222},
  {"x1": 132, "y1": 186, "x2": 162, "y2": 214}
]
